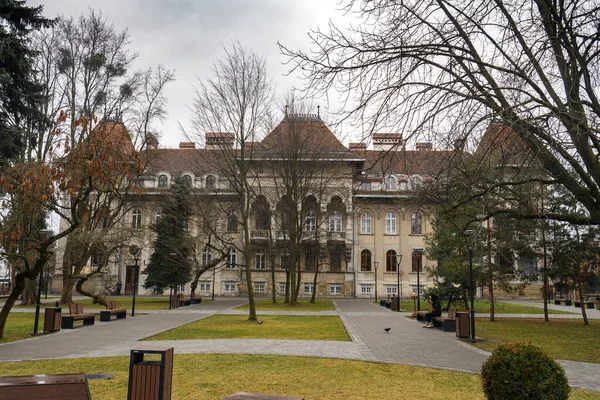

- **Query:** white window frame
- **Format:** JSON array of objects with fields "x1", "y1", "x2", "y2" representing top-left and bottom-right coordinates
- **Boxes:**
[
  {"x1": 329, "y1": 284, "x2": 342, "y2": 296},
  {"x1": 199, "y1": 282, "x2": 211, "y2": 292},
  {"x1": 278, "y1": 282, "x2": 287, "y2": 294},
  {"x1": 385, "y1": 212, "x2": 397, "y2": 234},
  {"x1": 386, "y1": 286, "x2": 398, "y2": 296},
  {"x1": 224, "y1": 282, "x2": 236, "y2": 293},
  {"x1": 132, "y1": 209, "x2": 142, "y2": 229},
  {"x1": 158, "y1": 174, "x2": 169, "y2": 188},
  {"x1": 360, "y1": 212, "x2": 372, "y2": 234},
  {"x1": 360, "y1": 284, "x2": 373, "y2": 295},
  {"x1": 304, "y1": 283, "x2": 314, "y2": 295},
  {"x1": 329, "y1": 211, "x2": 343, "y2": 232},
  {"x1": 202, "y1": 247, "x2": 212, "y2": 267},
  {"x1": 254, "y1": 282, "x2": 265, "y2": 294},
  {"x1": 227, "y1": 247, "x2": 237, "y2": 269},
  {"x1": 306, "y1": 211, "x2": 316, "y2": 231},
  {"x1": 255, "y1": 249, "x2": 266, "y2": 270}
]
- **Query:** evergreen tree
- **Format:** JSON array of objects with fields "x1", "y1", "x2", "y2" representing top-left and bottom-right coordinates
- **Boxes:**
[
  {"x1": 143, "y1": 177, "x2": 193, "y2": 293},
  {"x1": 0, "y1": 0, "x2": 53, "y2": 165}
]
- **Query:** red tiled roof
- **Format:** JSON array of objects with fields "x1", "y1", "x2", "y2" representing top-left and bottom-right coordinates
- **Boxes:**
[
  {"x1": 260, "y1": 117, "x2": 350, "y2": 153},
  {"x1": 363, "y1": 149, "x2": 459, "y2": 177},
  {"x1": 91, "y1": 121, "x2": 134, "y2": 155}
]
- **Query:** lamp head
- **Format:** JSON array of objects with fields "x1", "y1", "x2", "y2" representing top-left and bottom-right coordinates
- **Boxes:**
[
  {"x1": 129, "y1": 245, "x2": 141, "y2": 257},
  {"x1": 411, "y1": 291, "x2": 417, "y2": 299}
]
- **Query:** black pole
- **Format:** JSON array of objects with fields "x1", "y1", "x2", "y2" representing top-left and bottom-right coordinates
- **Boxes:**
[
  {"x1": 169, "y1": 262, "x2": 175, "y2": 309},
  {"x1": 32, "y1": 271, "x2": 44, "y2": 335},
  {"x1": 211, "y1": 267, "x2": 216, "y2": 301},
  {"x1": 416, "y1": 251, "x2": 421, "y2": 311},
  {"x1": 374, "y1": 263, "x2": 378, "y2": 302},
  {"x1": 469, "y1": 248, "x2": 476, "y2": 342},
  {"x1": 397, "y1": 256, "x2": 400, "y2": 302},
  {"x1": 44, "y1": 267, "x2": 49, "y2": 299},
  {"x1": 131, "y1": 257, "x2": 138, "y2": 316}
]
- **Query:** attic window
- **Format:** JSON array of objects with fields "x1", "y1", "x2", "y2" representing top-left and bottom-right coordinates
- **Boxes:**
[
  {"x1": 158, "y1": 174, "x2": 169, "y2": 188},
  {"x1": 384, "y1": 176, "x2": 397, "y2": 191}
]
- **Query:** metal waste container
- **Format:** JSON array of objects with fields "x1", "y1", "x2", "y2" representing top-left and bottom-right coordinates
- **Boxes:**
[
  {"x1": 391, "y1": 296, "x2": 400, "y2": 311},
  {"x1": 455, "y1": 311, "x2": 470, "y2": 338},
  {"x1": 44, "y1": 307, "x2": 61, "y2": 333},
  {"x1": 128, "y1": 347, "x2": 174, "y2": 400}
]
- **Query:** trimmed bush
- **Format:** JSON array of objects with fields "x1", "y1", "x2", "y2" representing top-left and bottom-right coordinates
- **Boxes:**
[{"x1": 481, "y1": 342, "x2": 569, "y2": 400}]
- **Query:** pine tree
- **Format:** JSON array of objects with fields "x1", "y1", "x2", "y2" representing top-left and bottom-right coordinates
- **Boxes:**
[{"x1": 143, "y1": 177, "x2": 193, "y2": 293}]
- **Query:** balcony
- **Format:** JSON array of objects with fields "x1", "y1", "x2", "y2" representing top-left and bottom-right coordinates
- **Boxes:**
[
  {"x1": 301, "y1": 230, "x2": 318, "y2": 242},
  {"x1": 275, "y1": 230, "x2": 290, "y2": 241},
  {"x1": 327, "y1": 231, "x2": 346, "y2": 243},
  {"x1": 250, "y1": 230, "x2": 269, "y2": 243}
]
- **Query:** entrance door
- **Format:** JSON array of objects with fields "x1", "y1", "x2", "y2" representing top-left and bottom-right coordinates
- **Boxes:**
[{"x1": 125, "y1": 265, "x2": 136, "y2": 295}]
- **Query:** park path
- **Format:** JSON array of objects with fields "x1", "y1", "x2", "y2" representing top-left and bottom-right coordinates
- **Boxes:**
[{"x1": 0, "y1": 297, "x2": 599, "y2": 392}]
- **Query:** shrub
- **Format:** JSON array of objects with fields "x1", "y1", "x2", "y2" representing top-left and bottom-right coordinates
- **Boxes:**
[{"x1": 481, "y1": 342, "x2": 569, "y2": 400}]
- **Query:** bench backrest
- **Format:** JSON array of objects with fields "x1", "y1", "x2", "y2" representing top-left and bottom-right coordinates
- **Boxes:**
[
  {"x1": 69, "y1": 304, "x2": 84, "y2": 315},
  {"x1": 106, "y1": 300, "x2": 117, "y2": 310},
  {"x1": 447, "y1": 308, "x2": 457, "y2": 318},
  {"x1": 0, "y1": 373, "x2": 92, "y2": 400}
]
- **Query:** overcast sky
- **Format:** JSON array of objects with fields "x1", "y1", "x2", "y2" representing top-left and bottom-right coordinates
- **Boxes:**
[{"x1": 29, "y1": 0, "x2": 355, "y2": 148}]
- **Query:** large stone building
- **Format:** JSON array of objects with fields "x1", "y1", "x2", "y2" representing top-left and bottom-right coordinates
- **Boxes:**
[{"x1": 55, "y1": 114, "x2": 457, "y2": 299}]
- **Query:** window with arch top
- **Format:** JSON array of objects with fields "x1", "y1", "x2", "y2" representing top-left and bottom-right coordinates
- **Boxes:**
[
  {"x1": 360, "y1": 212, "x2": 372, "y2": 234},
  {"x1": 182, "y1": 175, "x2": 192, "y2": 187},
  {"x1": 305, "y1": 211, "x2": 316, "y2": 232},
  {"x1": 386, "y1": 250, "x2": 397, "y2": 272},
  {"x1": 361, "y1": 249, "x2": 372, "y2": 271},
  {"x1": 158, "y1": 174, "x2": 168, "y2": 188},
  {"x1": 131, "y1": 209, "x2": 142, "y2": 229},
  {"x1": 329, "y1": 211, "x2": 343, "y2": 232},
  {"x1": 205, "y1": 174, "x2": 216, "y2": 189}
]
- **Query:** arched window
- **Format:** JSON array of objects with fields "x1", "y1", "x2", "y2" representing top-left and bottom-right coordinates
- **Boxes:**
[
  {"x1": 227, "y1": 211, "x2": 238, "y2": 232},
  {"x1": 202, "y1": 247, "x2": 212, "y2": 267},
  {"x1": 385, "y1": 176, "x2": 397, "y2": 191},
  {"x1": 411, "y1": 212, "x2": 422, "y2": 234},
  {"x1": 158, "y1": 174, "x2": 168, "y2": 188},
  {"x1": 205, "y1": 174, "x2": 216, "y2": 189},
  {"x1": 305, "y1": 211, "x2": 316, "y2": 231},
  {"x1": 385, "y1": 212, "x2": 397, "y2": 234},
  {"x1": 255, "y1": 249, "x2": 266, "y2": 270},
  {"x1": 360, "y1": 212, "x2": 372, "y2": 234},
  {"x1": 255, "y1": 207, "x2": 270, "y2": 231},
  {"x1": 361, "y1": 249, "x2": 372, "y2": 271},
  {"x1": 305, "y1": 246, "x2": 318, "y2": 271},
  {"x1": 386, "y1": 250, "x2": 397, "y2": 272},
  {"x1": 329, "y1": 211, "x2": 343, "y2": 232},
  {"x1": 412, "y1": 249, "x2": 423, "y2": 272},
  {"x1": 227, "y1": 247, "x2": 236, "y2": 269},
  {"x1": 182, "y1": 175, "x2": 192, "y2": 187},
  {"x1": 131, "y1": 209, "x2": 142, "y2": 229}
]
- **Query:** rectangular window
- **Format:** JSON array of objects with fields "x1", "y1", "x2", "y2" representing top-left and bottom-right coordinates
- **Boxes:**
[
  {"x1": 177, "y1": 284, "x2": 185, "y2": 292},
  {"x1": 254, "y1": 282, "x2": 265, "y2": 294},
  {"x1": 329, "y1": 284, "x2": 342, "y2": 296},
  {"x1": 305, "y1": 247, "x2": 318, "y2": 271},
  {"x1": 278, "y1": 282, "x2": 287, "y2": 294},
  {"x1": 360, "y1": 284, "x2": 372, "y2": 295},
  {"x1": 412, "y1": 250, "x2": 423, "y2": 272},
  {"x1": 224, "y1": 282, "x2": 236, "y2": 293},
  {"x1": 280, "y1": 251, "x2": 290, "y2": 270},
  {"x1": 199, "y1": 282, "x2": 211, "y2": 292},
  {"x1": 360, "y1": 182, "x2": 372, "y2": 190},
  {"x1": 386, "y1": 213, "x2": 396, "y2": 234},
  {"x1": 255, "y1": 249, "x2": 266, "y2": 270},
  {"x1": 386, "y1": 286, "x2": 397, "y2": 296},
  {"x1": 304, "y1": 283, "x2": 314, "y2": 295},
  {"x1": 330, "y1": 249, "x2": 342, "y2": 272}
]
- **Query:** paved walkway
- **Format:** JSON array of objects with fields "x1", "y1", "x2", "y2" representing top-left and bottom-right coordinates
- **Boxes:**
[{"x1": 1, "y1": 297, "x2": 599, "y2": 392}]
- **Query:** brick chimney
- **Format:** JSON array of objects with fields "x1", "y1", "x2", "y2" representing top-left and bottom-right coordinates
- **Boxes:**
[
  {"x1": 179, "y1": 142, "x2": 196, "y2": 149},
  {"x1": 206, "y1": 132, "x2": 234, "y2": 150},
  {"x1": 373, "y1": 133, "x2": 403, "y2": 151},
  {"x1": 415, "y1": 142, "x2": 433, "y2": 151}
]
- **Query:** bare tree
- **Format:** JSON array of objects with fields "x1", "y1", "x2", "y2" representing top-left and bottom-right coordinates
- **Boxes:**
[
  {"x1": 281, "y1": 0, "x2": 600, "y2": 224},
  {"x1": 189, "y1": 41, "x2": 275, "y2": 321}
]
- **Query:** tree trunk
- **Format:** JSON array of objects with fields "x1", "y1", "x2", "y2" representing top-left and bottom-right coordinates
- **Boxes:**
[
  {"x1": 310, "y1": 264, "x2": 319, "y2": 303},
  {"x1": 487, "y1": 220, "x2": 494, "y2": 321},
  {"x1": 20, "y1": 278, "x2": 36, "y2": 305},
  {"x1": 270, "y1": 251, "x2": 276, "y2": 303},
  {"x1": 577, "y1": 269, "x2": 589, "y2": 326},
  {"x1": 75, "y1": 276, "x2": 107, "y2": 306}
]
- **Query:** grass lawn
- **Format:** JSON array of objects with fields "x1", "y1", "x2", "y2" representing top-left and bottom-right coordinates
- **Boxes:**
[
  {"x1": 0, "y1": 354, "x2": 597, "y2": 400},
  {"x1": 144, "y1": 315, "x2": 350, "y2": 341},
  {"x1": 0, "y1": 313, "x2": 36, "y2": 344},
  {"x1": 398, "y1": 300, "x2": 574, "y2": 314},
  {"x1": 12, "y1": 296, "x2": 183, "y2": 310},
  {"x1": 235, "y1": 299, "x2": 335, "y2": 311},
  {"x1": 471, "y1": 318, "x2": 600, "y2": 363}
]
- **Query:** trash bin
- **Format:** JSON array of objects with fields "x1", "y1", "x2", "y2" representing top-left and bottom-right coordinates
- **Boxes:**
[
  {"x1": 44, "y1": 307, "x2": 61, "y2": 333},
  {"x1": 455, "y1": 311, "x2": 470, "y2": 339},
  {"x1": 391, "y1": 296, "x2": 400, "y2": 311},
  {"x1": 128, "y1": 347, "x2": 174, "y2": 400}
]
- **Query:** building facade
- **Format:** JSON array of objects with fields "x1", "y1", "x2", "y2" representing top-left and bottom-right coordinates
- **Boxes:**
[{"x1": 55, "y1": 114, "x2": 456, "y2": 299}]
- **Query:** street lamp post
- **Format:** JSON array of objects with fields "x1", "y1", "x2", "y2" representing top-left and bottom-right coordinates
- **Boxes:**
[
  {"x1": 169, "y1": 252, "x2": 176, "y2": 309},
  {"x1": 373, "y1": 261, "x2": 379, "y2": 302},
  {"x1": 129, "y1": 245, "x2": 141, "y2": 317},
  {"x1": 413, "y1": 249, "x2": 422, "y2": 311},
  {"x1": 463, "y1": 230, "x2": 477, "y2": 342},
  {"x1": 211, "y1": 266, "x2": 216, "y2": 301},
  {"x1": 395, "y1": 254, "x2": 403, "y2": 308}
]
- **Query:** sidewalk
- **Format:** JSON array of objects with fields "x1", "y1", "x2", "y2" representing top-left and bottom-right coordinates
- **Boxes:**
[{"x1": 0, "y1": 297, "x2": 598, "y2": 393}]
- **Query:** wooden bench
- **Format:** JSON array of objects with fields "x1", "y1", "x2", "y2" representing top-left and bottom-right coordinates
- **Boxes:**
[
  {"x1": 433, "y1": 308, "x2": 457, "y2": 332},
  {"x1": 61, "y1": 304, "x2": 95, "y2": 329},
  {"x1": 0, "y1": 373, "x2": 92, "y2": 399},
  {"x1": 100, "y1": 300, "x2": 127, "y2": 322},
  {"x1": 222, "y1": 392, "x2": 304, "y2": 400}
]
